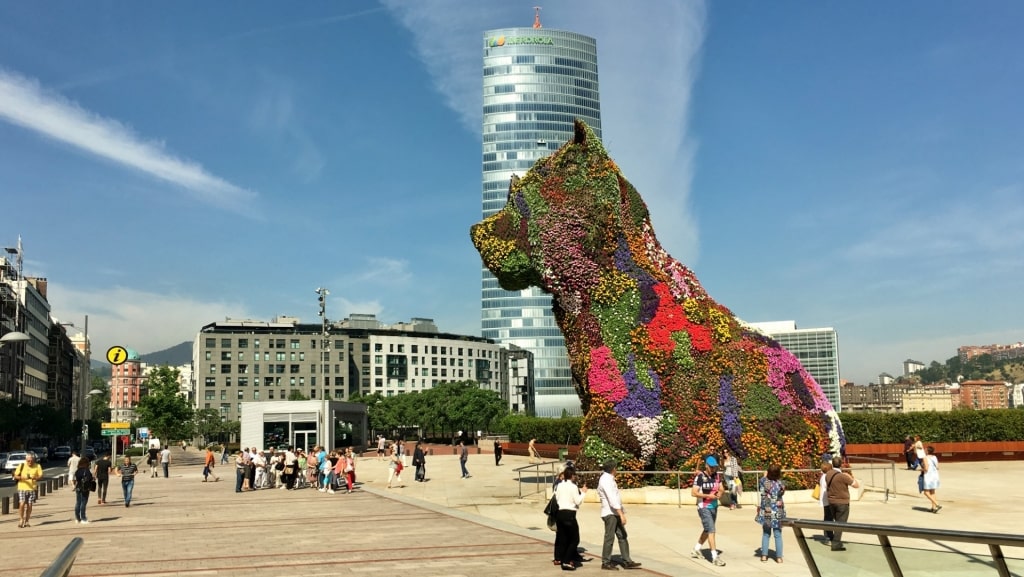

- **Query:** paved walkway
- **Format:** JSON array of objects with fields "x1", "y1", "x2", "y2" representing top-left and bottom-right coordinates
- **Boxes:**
[{"x1": 0, "y1": 446, "x2": 1019, "y2": 576}]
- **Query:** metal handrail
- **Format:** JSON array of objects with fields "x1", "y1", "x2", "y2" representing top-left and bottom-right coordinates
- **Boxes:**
[
  {"x1": 782, "y1": 518, "x2": 1019, "y2": 577},
  {"x1": 513, "y1": 462, "x2": 897, "y2": 505},
  {"x1": 39, "y1": 537, "x2": 83, "y2": 577}
]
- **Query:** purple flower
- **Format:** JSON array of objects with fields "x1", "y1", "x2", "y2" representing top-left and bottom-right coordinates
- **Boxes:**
[
  {"x1": 515, "y1": 191, "x2": 530, "y2": 220},
  {"x1": 718, "y1": 375, "x2": 745, "y2": 458},
  {"x1": 615, "y1": 355, "x2": 662, "y2": 418}
]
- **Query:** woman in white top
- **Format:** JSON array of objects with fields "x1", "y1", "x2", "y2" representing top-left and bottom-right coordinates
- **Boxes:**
[
  {"x1": 920, "y1": 446, "x2": 941, "y2": 513},
  {"x1": 554, "y1": 467, "x2": 587, "y2": 571}
]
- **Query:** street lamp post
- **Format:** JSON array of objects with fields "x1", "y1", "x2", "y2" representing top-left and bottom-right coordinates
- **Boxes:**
[{"x1": 316, "y1": 287, "x2": 329, "y2": 401}]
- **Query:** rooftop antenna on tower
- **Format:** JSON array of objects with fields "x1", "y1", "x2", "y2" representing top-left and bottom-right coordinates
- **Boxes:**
[{"x1": 533, "y1": 6, "x2": 542, "y2": 29}]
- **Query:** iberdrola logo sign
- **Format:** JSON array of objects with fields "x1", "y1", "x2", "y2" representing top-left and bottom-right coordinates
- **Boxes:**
[{"x1": 486, "y1": 35, "x2": 554, "y2": 48}]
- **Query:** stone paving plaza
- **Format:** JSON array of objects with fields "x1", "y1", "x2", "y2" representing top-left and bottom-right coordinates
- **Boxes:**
[{"x1": 1, "y1": 446, "x2": 1022, "y2": 576}]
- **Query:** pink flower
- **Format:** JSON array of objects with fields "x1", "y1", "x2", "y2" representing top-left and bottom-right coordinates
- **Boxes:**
[{"x1": 589, "y1": 346, "x2": 628, "y2": 403}]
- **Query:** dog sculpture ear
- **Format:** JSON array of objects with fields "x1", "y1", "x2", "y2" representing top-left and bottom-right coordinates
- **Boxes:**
[{"x1": 573, "y1": 119, "x2": 587, "y2": 145}]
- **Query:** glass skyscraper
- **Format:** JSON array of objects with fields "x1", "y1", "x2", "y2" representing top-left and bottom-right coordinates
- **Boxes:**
[{"x1": 481, "y1": 26, "x2": 602, "y2": 417}]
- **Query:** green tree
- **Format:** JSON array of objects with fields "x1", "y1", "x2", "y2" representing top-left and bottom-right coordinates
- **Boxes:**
[
  {"x1": 287, "y1": 389, "x2": 309, "y2": 401},
  {"x1": 88, "y1": 375, "x2": 111, "y2": 422},
  {"x1": 135, "y1": 365, "x2": 193, "y2": 441}
]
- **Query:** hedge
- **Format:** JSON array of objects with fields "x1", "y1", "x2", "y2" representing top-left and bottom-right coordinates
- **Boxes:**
[
  {"x1": 496, "y1": 414, "x2": 583, "y2": 444},
  {"x1": 839, "y1": 409, "x2": 1024, "y2": 444}
]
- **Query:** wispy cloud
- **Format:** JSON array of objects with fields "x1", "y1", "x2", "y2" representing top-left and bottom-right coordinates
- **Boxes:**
[
  {"x1": 844, "y1": 185, "x2": 1024, "y2": 261},
  {"x1": 381, "y1": 0, "x2": 707, "y2": 263},
  {"x1": 333, "y1": 295, "x2": 384, "y2": 320},
  {"x1": 220, "y1": 7, "x2": 386, "y2": 43},
  {"x1": 0, "y1": 67, "x2": 259, "y2": 214},
  {"x1": 351, "y1": 257, "x2": 412, "y2": 285},
  {"x1": 47, "y1": 283, "x2": 255, "y2": 359}
]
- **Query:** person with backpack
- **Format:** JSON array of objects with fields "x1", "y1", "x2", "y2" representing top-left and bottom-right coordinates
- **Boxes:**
[
  {"x1": 73, "y1": 456, "x2": 95, "y2": 524},
  {"x1": 691, "y1": 455, "x2": 726, "y2": 566},
  {"x1": 14, "y1": 452, "x2": 43, "y2": 528}
]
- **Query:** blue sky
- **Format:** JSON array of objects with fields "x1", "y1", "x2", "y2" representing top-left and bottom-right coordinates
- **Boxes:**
[{"x1": 1, "y1": 1, "x2": 1021, "y2": 385}]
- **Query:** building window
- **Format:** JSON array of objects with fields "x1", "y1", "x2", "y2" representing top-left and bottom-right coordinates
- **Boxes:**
[
  {"x1": 411, "y1": 345, "x2": 418, "y2": 354},
  {"x1": 254, "y1": 339, "x2": 260, "y2": 349},
  {"x1": 220, "y1": 390, "x2": 226, "y2": 400},
  {"x1": 291, "y1": 339, "x2": 300, "y2": 349},
  {"x1": 375, "y1": 355, "x2": 383, "y2": 364},
  {"x1": 205, "y1": 377, "x2": 215, "y2": 387},
  {"x1": 336, "y1": 351, "x2": 344, "y2": 361},
  {"x1": 210, "y1": 365, "x2": 217, "y2": 374},
  {"x1": 441, "y1": 347, "x2": 447, "y2": 355},
  {"x1": 431, "y1": 346, "x2": 437, "y2": 354},
  {"x1": 334, "y1": 340, "x2": 344, "y2": 349},
  {"x1": 361, "y1": 343, "x2": 370, "y2": 352},
  {"x1": 299, "y1": 352, "x2": 305, "y2": 361},
  {"x1": 238, "y1": 364, "x2": 248, "y2": 374},
  {"x1": 299, "y1": 377, "x2": 304, "y2": 387},
  {"x1": 334, "y1": 389, "x2": 344, "y2": 399},
  {"x1": 220, "y1": 403, "x2": 229, "y2": 416},
  {"x1": 275, "y1": 339, "x2": 285, "y2": 348},
  {"x1": 375, "y1": 343, "x2": 383, "y2": 352},
  {"x1": 375, "y1": 367, "x2": 383, "y2": 376},
  {"x1": 268, "y1": 390, "x2": 274, "y2": 400},
  {"x1": 238, "y1": 377, "x2": 248, "y2": 387},
  {"x1": 398, "y1": 344, "x2": 404, "y2": 353},
  {"x1": 276, "y1": 352, "x2": 285, "y2": 361},
  {"x1": 221, "y1": 338, "x2": 231, "y2": 348},
  {"x1": 290, "y1": 365, "x2": 300, "y2": 374},
  {"x1": 205, "y1": 351, "x2": 212, "y2": 361},
  {"x1": 238, "y1": 338, "x2": 248, "y2": 348},
  {"x1": 221, "y1": 364, "x2": 231, "y2": 374},
  {"x1": 206, "y1": 338, "x2": 216, "y2": 348},
  {"x1": 225, "y1": 377, "x2": 232, "y2": 387},
  {"x1": 334, "y1": 377, "x2": 343, "y2": 386},
  {"x1": 205, "y1": 391, "x2": 215, "y2": 400},
  {"x1": 254, "y1": 390, "x2": 260, "y2": 400},
  {"x1": 221, "y1": 351, "x2": 231, "y2": 361}
]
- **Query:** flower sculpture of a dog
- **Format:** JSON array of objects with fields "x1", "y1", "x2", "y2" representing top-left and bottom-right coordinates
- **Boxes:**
[{"x1": 471, "y1": 120, "x2": 845, "y2": 476}]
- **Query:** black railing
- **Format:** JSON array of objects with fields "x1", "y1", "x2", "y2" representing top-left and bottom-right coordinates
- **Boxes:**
[
  {"x1": 783, "y1": 518, "x2": 1024, "y2": 577},
  {"x1": 39, "y1": 537, "x2": 83, "y2": 577}
]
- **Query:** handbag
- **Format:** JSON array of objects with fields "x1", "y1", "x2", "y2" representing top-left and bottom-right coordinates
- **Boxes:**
[
  {"x1": 811, "y1": 484, "x2": 821, "y2": 500},
  {"x1": 917, "y1": 473, "x2": 924, "y2": 493},
  {"x1": 543, "y1": 494, "x2": 559, "y2": 531},
  {"x1": 754, "y1": 507, "x2": 764, "y2": 524},
  {"x1": 88, "y1": 478, "x2": 97, "y2": 492}
]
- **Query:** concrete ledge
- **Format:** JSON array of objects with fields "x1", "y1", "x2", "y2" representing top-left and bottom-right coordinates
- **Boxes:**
[{"x1": 546, "y1": 485, "x2": 865, "y2": 506}]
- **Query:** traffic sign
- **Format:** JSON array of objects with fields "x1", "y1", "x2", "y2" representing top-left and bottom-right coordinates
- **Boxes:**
[
  {"x1": 101, "y1": 428, "x2": 130, "y2": 436},
  {"x1": 102, "y1": 422, "x2": 131, "y2": 429},
  {"x1": 138, "y1": 427, "x2": 149, "y2": 440},
  {"x1": 106, "y1": 346, "x2": 129, "y2": 365},
  {"x1": 121, "y1": 435, "x2": 130, "y2": 447}
]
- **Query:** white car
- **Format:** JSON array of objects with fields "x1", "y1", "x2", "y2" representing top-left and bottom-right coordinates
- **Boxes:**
[{"x1": 4, "y1": 451, "x2": 36, "y2": 473}]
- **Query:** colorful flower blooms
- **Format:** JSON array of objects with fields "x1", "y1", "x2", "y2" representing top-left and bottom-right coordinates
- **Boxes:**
[{"x1": 470, "y1": 120, "x2": 845, "y2": 477}]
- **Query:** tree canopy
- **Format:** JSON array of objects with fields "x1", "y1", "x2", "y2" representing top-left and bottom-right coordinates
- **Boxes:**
[
  {"x1": 352, "y1": 380, "x2": 507, "y2": 439},
  {"x1": 135, "y1": 365, "x2": 193, "y2": 441}
]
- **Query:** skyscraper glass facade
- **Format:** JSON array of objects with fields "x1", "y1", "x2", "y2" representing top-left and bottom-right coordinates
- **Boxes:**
[{"x1": 481, "y1": 28, "x2": 602, "y2": 417}]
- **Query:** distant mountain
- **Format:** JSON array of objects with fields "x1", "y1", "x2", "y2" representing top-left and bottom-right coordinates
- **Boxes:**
[{"x1": 140, "y1": 341, "x2": 193, "y2": 367}]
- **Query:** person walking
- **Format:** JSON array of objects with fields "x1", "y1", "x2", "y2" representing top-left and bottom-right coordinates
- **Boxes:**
[
  {"x1": 913, "y1": 436, "x2": 925, "y2": 468},
  {"x1": 73, "y1": 456, "x2": 94, "y2": 524},
  {"x1": 691, "y1": 456, "x2": 726, "y2": 566},
  {"x1": 819, "y1": 456, "x2": 834, "y2": 542},
  {"x1": 554, "y1": 466, "x2": 587, "y2": 571},
  {"x1": 221, "y1": 444, "x2": 229, "y2": 464},
  {"x1": 377, "y1": 436, "x2": 386, "y2": 461},
  {"x1": 343, "y1": 447, "x2": 356, "y2": 493},
  {"x1": 412, "y1": 442, "x2": 426, "y2": 482},
  {"x1": 528, "y1": 438, "x2": 540, "y2": 463},
  {"x1": 903, "y1": 436, "x2": 916, "y2": 470},
  {"x1": 67, "y1": 449, "x2": 81, "y2": 481},
  {"x1": 117, "y1": 455, "x2": 139, "y2": 507},
  {"x1": 234, "y1": 450, "x2": 248, "y2": 493},
  {"x1": 825, "y1": 456, "x2": 860, "y2": 551},
  {"x1": 919, "y1": 446, "x2": 942, "y2": 513},
  {"x1": 494, "y1": 439, "x2": 503, "y2": 466},
  {"x1": 14, "y1": 452, "x2": 43, "y2": 528},
  {"x1": 397, "y1": 439, "x2": 407, "y2": 468},
  {"x1": 147, "y1": 445, "x2": 159, "y2": 477},
  {"x1": 386, "y1": 446, "x2": 404, "y2": 489},
  {"x1": 160, "y1": 445, "x2": 171, "y2": 478},
  {"x1": 459, "y1": 440, "x2": 471, "y2": 479},
  {"x1": 723, "y1": 449, "x2": 742, "y2": 509},
  {"x1": 757, "y1": 466, "x2": 787, "y2": 563},
  {"x1": 94, "y1": 453, "x2": 113, "y2": 505},
  {"x1": 203, "y1": 446, "x2": 220, "y2": 482},
  {"x1": 597, "y1": 459, "x2": 642, "y2": 570}
]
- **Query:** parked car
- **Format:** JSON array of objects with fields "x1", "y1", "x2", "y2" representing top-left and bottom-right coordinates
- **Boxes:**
[
  {"x1": 30, "y1": 447, "x2": 48, "y2": 463},
  {"x1": 0, "y1": 452, "x2": 8, "y2": 470},
  {"x1": 4, "y1": 451, "x2": 34, "y2": 473},
  {"x1": 52, "y1": 446, "x2": 73, "y2": 460}
]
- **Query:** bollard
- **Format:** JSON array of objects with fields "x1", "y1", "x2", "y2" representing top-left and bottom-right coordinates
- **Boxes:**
[
  {"x1": 13, "y1": 493, "x2": 20, "y2": 508},
  {"x1": 428, "y1": 448, "x2": 434, "y2": 456},
  {"x1": 2, "y1": 496, "x2": 9, "y2": 515},
  {"x1": 57, "y1": 475, "x2": 64, "y2": 488},
  {"x1": 40, "y1": 482, "x2": 47, "y2": 497}
]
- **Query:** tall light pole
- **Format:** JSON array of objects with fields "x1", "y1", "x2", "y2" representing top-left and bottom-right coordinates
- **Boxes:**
[{"x1": 316, "y1": 287, "x2": 329, "y2": 401}]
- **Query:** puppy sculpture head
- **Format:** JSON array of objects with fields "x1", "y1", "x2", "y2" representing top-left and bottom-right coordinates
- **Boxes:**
[{"x1": 472, "y1": 120, "x2": 844, "y2": 477}]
